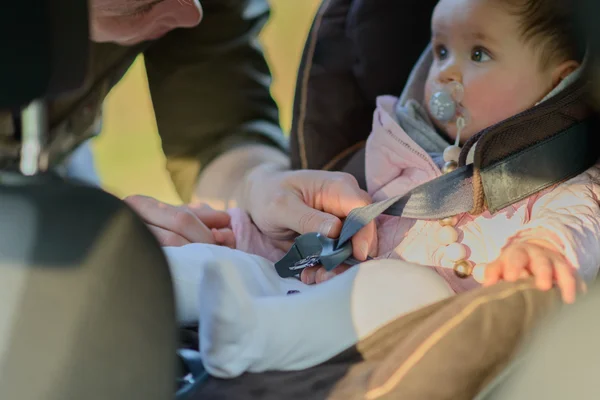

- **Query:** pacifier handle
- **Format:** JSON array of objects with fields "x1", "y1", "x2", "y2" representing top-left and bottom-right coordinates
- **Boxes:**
[{"x1": 454, "y1": 114, "x2": 467, "y2": 146}]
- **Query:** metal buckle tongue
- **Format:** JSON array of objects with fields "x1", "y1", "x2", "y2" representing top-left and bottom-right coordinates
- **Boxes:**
[{"x1": 274, "y1": 232, "x2": 355, "y2": 278}]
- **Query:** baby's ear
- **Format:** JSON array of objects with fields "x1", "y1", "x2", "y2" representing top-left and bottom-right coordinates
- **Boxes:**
[{"x1": 552, "y1": 60, "x2": 580, "y2": 87}]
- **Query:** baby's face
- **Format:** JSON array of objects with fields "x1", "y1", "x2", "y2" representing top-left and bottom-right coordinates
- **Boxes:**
[{"x1": 424, "y1": 0, "x2": 556, "y2": 143}]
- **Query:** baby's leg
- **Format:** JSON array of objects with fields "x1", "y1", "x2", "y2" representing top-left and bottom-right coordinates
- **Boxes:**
[
  {"x1": 199, "y1": 258, "x2": 454, "y2": 378},
  {"x1": 163, "y1": 244, "x2": 305, "y2": 324}
]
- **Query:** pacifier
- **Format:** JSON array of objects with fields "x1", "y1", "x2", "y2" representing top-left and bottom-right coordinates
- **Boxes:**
[
  {"x1": 428, "y1": 81, "x2": 470, "y2": 125},
  {"x1": 428, "y1": 81, "x2": 471, "y2": 168}
]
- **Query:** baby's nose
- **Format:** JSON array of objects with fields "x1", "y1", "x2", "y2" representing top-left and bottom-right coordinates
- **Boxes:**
[{"x1": 438, "y1": 62, "x2": 462, "y2": 84}]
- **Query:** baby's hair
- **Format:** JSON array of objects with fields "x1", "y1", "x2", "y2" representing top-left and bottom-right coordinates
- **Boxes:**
[{"x1": 498, "y1": 0, "x2": 584, "y2": 66}]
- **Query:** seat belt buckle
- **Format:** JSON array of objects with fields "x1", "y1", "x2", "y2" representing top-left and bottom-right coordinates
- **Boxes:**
[{"x1": 274, "y1": 232, "x2": 354, "y2": 278}]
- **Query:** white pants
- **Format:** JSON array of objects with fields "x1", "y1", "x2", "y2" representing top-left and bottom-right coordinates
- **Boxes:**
[{"x1": 163, "y1": 244, "x2": 454, "y2": 378}]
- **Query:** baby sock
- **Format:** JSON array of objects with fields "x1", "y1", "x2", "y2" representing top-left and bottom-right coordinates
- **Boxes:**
[
  {"x1": 197, "y1": 259, "x2": 263, "y2": 378},
  {"x1": 197, "y1": 257, "x2": 455, "y2": 378},
  {"x1": 163, "y1": 244, "x2": 305, "y2": 324}
]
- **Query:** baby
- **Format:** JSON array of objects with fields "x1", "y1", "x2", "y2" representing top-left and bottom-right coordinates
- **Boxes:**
[{"x1": 163, "y1": 0, "x2": 600, "y2": 379}]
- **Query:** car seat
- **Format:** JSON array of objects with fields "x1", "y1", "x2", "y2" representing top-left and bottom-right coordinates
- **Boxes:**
[
  {"x1": 0, "y1": 1, "x2": 178, "y2": 399},
  {"x1": 2, "y1": 1, "x2": 600, "y2": 399}
]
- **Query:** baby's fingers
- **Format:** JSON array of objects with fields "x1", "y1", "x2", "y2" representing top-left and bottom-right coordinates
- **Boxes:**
[
  {"x1": 553, "y1": 260, "x2": 578, "y2": 304},
  {"x1": 528, "y1": 252, "x2": 554, "y2": 291},
  {"x1": 483, "y1": 260, "x2": 503, "y2": 286},
  {"x1": 502, "y1": 247, "x2": 530, "y2": 282}
]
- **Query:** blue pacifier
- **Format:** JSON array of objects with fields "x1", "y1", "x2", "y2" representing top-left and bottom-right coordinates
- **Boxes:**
[
  {"x1": 428, "y1": 81, "x2": 471, "y2": 169},
  {"x1": 429, "y1": 90, "x2": 458, "y2": 122},
  {"x1": 428, "y1": 81, "x2": 469, "y2": 124}
]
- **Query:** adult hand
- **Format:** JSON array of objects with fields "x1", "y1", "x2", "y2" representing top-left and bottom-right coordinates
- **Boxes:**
[
  {"x1": 124, "y1": 195, "x2": 235, "y2": 248},
  {"x1": 240, "y1": 165, "x2": 378, "y2": 284}
]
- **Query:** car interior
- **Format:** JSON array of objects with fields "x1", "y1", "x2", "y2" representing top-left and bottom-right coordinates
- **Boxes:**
[{"x1": 1, "y1": 0, "x2": 599, "y2": 399}]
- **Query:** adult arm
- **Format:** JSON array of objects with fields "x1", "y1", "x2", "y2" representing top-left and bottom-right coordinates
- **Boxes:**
[{"x1": 144, "y1": 0, "x2": 288, "y2": 204}]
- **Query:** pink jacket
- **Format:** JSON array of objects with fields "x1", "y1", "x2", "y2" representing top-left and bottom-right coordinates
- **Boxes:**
[{"x1": 228, "y1": 95, "x2": 600, "y2": 292}]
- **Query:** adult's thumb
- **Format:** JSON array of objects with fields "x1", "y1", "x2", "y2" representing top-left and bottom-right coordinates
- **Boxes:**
[{"x1": 284, "y1": 197, "x2": 343, "y2": 238}]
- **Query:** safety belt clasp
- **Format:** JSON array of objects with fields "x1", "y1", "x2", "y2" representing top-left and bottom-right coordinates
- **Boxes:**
[{"x1": 274, "y1": 233, "x2": 354, "y2": 278}]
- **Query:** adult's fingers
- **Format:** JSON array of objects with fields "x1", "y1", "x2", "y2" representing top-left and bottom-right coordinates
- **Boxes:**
[
  {"x1": 125, "y1": 195, "x2": 215, "y2": 244},
  {"x1": 301, "y1": 266, "x2": 320, "y2": 285},
  {"x1": 125, "y1": 195, "x2": 176, "y2": 227},
  {"x1": 311, "y1": 173, "x2": 372, "y2": 220},
  {"x1": 273, "y1": 194, "x2": 343, "y2": 239},
  {"x1": 187, "y1": 203, "x2": 231, "y2": 229},
  {"x1": 148, "y1": 226, "x2": 190, "y2": 247},
  {"x1": 284, "y1": 173, "x2": 377, "y2": 257},
  {"x1": 350, "y1": 221, "x2": 378, "y2": 261},
  {"x1": 272, "y1": 238, "x2": 296, "y2": 253},
  {"x1": 212, "y1": 228, "x2": 236, "y2": 249},
  {"x1": 279, "y1": 171, "x2": 374, "y2": 236},
  {"x1": 300, "y1": 264, "x2": 352, "y2": 285},
  {"x1": 315, "y1": 174, "x2": 377, "y2": 260},
  {"x1": 273, "y1": 195, "x2": 376, "y2": 263},
  {"x1": 315, "y1": 264, "x2": 351, "y2": 284}
]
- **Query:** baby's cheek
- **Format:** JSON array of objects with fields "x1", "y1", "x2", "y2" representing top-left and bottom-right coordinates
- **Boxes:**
[{"x1": 465, "y1": 77, "x2": 540, "y2": 131}]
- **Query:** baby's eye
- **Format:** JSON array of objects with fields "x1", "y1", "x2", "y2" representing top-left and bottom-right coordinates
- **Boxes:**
[
  {"x1": 435, "y1": 44, "x2": 449, "y2": 60},
  {"x1": 471, "y1": 47, "x2": 492, "y2": 63}
]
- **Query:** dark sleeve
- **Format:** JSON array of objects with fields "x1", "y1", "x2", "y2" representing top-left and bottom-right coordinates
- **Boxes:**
[{"x1": 144, "y1": 0, "x2": 288, "y2": 170}]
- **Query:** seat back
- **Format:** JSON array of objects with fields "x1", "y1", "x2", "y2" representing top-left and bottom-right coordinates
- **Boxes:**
[
  {"x1": 0, "y1": 175, "x2": 176, "y2": 400},
  {"x1": 577, "y1": 0, "x2": 600, "y2": 108}
]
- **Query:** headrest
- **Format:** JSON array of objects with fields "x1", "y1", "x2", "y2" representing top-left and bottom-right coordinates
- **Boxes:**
[
  {"x1": 576, "y1": 0, "x2": 600, "y2": 110},
  {"x1": 0, "y1": 178, "x2": 177, "y2": 400}
]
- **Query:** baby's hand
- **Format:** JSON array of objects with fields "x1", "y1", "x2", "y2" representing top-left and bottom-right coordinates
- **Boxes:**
[{"x1": 483, "y1": 240, "x2": 583, "y2": 304}]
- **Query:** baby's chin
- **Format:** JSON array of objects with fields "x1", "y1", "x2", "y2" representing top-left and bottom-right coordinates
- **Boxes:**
[
  {"x1": 431, "y1": 118, "x2": 456, "y2": 140},
  {"x1": 431, "y1": 118, "x2": 480, "y2": 146}
]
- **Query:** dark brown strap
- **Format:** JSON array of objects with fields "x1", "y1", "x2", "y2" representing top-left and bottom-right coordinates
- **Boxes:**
[{"x1": 340, "y1": 147, "x2": 367, "y2": 191}]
